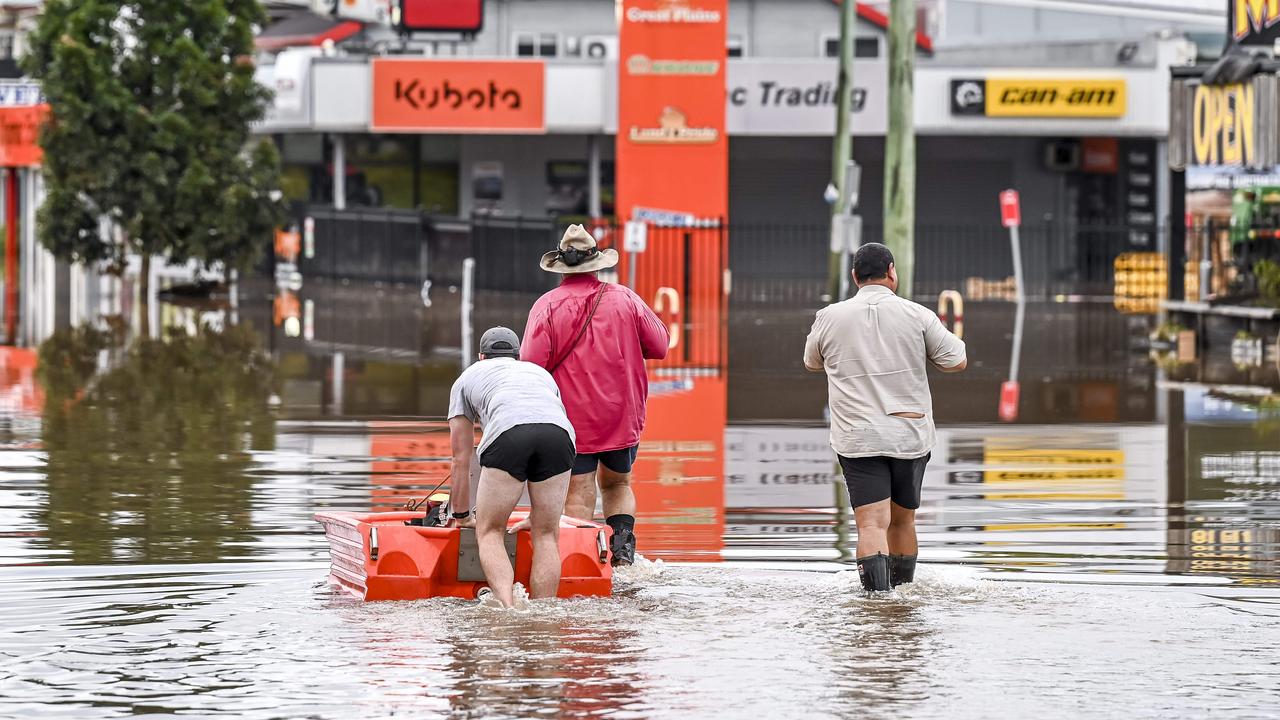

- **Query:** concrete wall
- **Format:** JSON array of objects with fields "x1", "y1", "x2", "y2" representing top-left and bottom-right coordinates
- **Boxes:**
[{"x1": 457, "y1": 134, "x2": 614, "y2": 217}]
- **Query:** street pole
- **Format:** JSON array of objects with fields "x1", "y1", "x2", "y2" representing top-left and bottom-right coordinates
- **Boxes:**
[
  {"x1": 884, "y1": 0, "x2": 916, "y2": 299},
  {"x1": 827, "y1": 0, "x2": 856, "y2": 301}
]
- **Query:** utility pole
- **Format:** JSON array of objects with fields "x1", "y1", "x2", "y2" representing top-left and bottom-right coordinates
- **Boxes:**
[
  {"x1": 827, "y1": 0, "x2": 856, "y2": 301},
  {"x1": 884, "y1": 0, "x2": 916, "y2": 299}
]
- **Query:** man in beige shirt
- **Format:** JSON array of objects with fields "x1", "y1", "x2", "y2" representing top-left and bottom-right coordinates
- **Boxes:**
[{"x1": 804, "y1": 243, "x2": 967, "y2": 592}]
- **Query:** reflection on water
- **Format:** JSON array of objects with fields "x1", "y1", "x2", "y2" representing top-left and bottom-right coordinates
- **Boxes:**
[
  {"x1": 1, "y1": 299, "x2": 1279, "y2": 717},
  {"x1": 34, "y1": 325, "x2": 276, "y2": 565}
]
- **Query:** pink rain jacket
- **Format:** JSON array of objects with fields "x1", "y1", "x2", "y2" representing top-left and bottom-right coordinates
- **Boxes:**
[{"x1": 522, "y1": 274, "x2": 670, "y2": 454}]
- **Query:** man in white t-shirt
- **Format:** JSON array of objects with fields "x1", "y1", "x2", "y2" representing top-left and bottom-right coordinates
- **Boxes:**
[
  {"x1": 804, "y1": 243, "x2": 967, "y2": 592},
  {"x1": 447, "y1": 327, "x2": 576, "y2": 608}
]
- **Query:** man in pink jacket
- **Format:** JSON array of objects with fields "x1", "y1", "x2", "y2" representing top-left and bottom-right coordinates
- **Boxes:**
[{"x1": 521, "y1": 224, "x2": 669, "y2": 565}]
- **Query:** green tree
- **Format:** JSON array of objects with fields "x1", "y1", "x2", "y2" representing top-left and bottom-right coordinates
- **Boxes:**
[{"x1": 23, "y1": 0, "x2": 284, "y2": 327}]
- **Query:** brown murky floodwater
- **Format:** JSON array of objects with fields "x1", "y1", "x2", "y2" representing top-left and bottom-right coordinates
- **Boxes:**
[{"x1": 1, "y1": 293, "x2": 1279, "y2": 718}]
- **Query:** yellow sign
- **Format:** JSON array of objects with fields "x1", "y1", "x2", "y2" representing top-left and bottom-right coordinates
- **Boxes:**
[
  {"x1": 1191, "y1": 83, "x2": 1255, "y2": 166},
  {"x1": 984, "y1": 449, "x2": 1124, "y2": 465},
  {"x1": 985, "y1": 78, "x2": 1126, "y2": 118},
  {"x1": 1233, "y1": 0, "x2": 1280, "y2": 44}
]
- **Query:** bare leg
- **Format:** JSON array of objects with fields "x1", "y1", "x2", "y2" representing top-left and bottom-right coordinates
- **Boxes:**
[
  {"x1": 562, "y1": 470, "x2": 598, "y2": 521},
  {"x1": 597, "y1": 465, "x2": 635, "y2": 518},
  {"x1": 475, "y1": 466, "x2": 525, "y2": 608},
  {"x1": 526, "y1": 470, "x2": 571, "y2": 599},
  {"x1": 888, "y1": 503, "x2": 918, "y2": 556},
  {"x1": 854, "y1": 498, "x2": 891, "y2": 559}
]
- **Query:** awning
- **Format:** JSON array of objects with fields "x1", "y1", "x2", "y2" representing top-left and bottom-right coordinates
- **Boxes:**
[{"x1": 256, "y1": 11, "x2": 363, "y2": 52}]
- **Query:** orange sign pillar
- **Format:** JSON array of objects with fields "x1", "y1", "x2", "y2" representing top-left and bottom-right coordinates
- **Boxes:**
[{"x1": 617, "y1": 0, "x2": 729, "y2": 561}]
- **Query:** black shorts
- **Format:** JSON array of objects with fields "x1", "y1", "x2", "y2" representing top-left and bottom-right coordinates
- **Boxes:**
[
  {"x1": 838, "y1": 453, "x2": 931, "y2": 509},
  {"x1": 572, "y1": 445, "x2": 639, "y2": 476},
  {"x1": 479, "y1": 424, "x2": 575, "y2": 483}
]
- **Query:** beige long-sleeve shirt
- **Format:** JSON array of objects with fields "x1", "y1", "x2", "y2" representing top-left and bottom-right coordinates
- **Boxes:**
[{"x1": 803, "y1": 284, "x2": 966, "y2": 459}]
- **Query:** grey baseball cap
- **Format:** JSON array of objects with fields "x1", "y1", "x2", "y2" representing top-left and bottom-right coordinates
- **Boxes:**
[{"x1": 479, "y1": 326, "x2": 520, "y2": 357}]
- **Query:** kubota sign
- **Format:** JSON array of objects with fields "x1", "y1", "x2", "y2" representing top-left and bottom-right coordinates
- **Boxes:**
[{"x1": 370, "y1": 59, "x2": 544, "y2": 132}]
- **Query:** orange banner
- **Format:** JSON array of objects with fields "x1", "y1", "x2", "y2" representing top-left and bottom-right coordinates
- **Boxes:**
[
  {"x1": 617, "y1": 0, "x2": 728, "y2": 221},
  {"x1": 371, "y1": 59, "x2": 545, "y2": 133}
]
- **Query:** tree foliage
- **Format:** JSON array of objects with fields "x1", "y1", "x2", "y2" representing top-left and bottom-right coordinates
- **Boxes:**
[{"x1": 23, "y1": 0, "x2": 285, "y2": 272}]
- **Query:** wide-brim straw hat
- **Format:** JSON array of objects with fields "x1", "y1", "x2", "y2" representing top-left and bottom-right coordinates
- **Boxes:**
[{"x1": 539, "y1": 224, "x2": 620, "y2": 274}]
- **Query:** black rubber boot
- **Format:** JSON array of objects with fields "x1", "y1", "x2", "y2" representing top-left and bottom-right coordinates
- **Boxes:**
[
  {"x1": 606, "y1": 514, "x2": 636, "y2": 567},
  {"x1": 856, "y1": 552, "x2": 891, "y2": 592},
  {"x1": 890, "y1": 554, "x2": 917, "y2": 587}
]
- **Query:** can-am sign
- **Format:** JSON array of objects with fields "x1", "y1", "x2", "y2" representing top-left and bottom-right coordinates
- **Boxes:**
[{"x1": 949, "y1": 77, "x2": 1126, "y2": 118}]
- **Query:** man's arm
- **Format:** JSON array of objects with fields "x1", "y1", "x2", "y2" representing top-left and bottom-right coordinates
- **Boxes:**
[
  {"x1": 448, "y1": 415, "x2": 475, "y2": 519},
  {"x1": 634, "y1": 293, "x2": 671, "y2": 360},
  {"x1": 803, "y1": 311, "x2": 826, "y2": 372},
  {"x1": 923, "y1": 311, "x2": 967, "y2": 372},
  {"x1": 520, "y1": 303, "x2": 553, "y2": 368}
]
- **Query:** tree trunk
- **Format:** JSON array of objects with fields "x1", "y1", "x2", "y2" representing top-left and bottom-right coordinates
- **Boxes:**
[
  {"x1": 884, "y1": 0, "x2": 916, "y2": 300},
  {"x1": 139, "y1": 252, "x2": 151, "y2": 338}
]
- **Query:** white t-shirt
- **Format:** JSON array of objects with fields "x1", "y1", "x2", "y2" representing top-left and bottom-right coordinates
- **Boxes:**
[
  {"x1": 803, "y1": 284, "x2": 966, "y2": 459},
  {"x1": 447, "y1": 358, "x2": 576, "y2": 455}
]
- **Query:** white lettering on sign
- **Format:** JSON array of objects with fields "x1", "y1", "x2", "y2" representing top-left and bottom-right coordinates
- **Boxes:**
[
  {"x1": 0, "y1": 84, "x2": 45, "y2": 107},
  {"x1": 626, "y1": 4, "x2": 722, "y2": 23}
]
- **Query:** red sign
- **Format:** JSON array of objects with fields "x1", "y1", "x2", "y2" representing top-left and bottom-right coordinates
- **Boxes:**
[
  {"x1": 998, "y1": 380, "x2": 1021, "y2": 422},
  {"x1": 0, "y1": 106, "x2": 48, "y2": 168},
  {"x1": 999, "y1": 189, "x2": 1021, "y2": 228},
  {"x1": 371, "y1": 59, "x2": 544, "y2": 133},
  {"x1": 400, "y1": 0, "x2": 484, "y2": 33}
]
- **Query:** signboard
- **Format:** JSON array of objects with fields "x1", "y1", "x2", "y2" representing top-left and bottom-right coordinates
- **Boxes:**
[
  {"x1": 950, "y1": 77, "x2": 1126, "y2": 118},
  {"x1": 726, "y1": 60, "x2": 886, "y2": 136},
  {"x1": 617, "y1": 0, "x2": 727, "y2": 222},
  {"x1": 1230, "y1": 0, "x2": 1280, "y2": 46},
  {"x1": 370, "y1": 59, "x2": 544, "y2": 132},
  {"x1": 0, "y1": 106, "x2": 47, "y2": 168},
  {"x1": 399, "y1": 0, "x2": 484, "y2": 33},
  {"x1": 1191, "y1": 82, "x2": 1255, "y2": 166}
]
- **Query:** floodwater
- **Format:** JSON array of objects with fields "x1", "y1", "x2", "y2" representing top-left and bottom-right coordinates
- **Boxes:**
[{"x1": 2, "y1": 295, "x2": 1279, "y2": 718}]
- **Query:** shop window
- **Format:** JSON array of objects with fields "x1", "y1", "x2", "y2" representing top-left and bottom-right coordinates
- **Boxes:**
[
  {"x1": 545, "y1": 160, "x2": 615, "y2": 218},
  {"x1": 727, "y1": 35, "x2": 745, "y2": 58},
  {"x1": 514, "y1": 32, "x2": 559, "y2": 58},
  {"x1": 822, "y1": 35, "x2": 880, "y2": 58}
]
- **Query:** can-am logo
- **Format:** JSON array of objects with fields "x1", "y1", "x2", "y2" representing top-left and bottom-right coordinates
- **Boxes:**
[
  {"x1": 626, "y1": 0, "x2": 722, "y2": 24},
  {"x1": 628, "y1": 106, "x2": 719, "y2": 144}
]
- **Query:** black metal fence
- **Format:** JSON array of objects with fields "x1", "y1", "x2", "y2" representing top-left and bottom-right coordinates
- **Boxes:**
[{"x1": 274, "y1": 204, "x2": 1159, "y2": 303}]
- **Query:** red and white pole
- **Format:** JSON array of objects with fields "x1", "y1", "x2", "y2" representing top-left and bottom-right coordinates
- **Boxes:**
[{"x1": 998, "y1": 189, "x2": 1024, "y2": 423}]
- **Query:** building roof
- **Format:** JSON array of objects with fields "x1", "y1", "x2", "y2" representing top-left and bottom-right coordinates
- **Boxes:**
[
  {"x1": 831, "y1": 1, "x2": 935, "y2": 54},
  {"x1": 256, "y1": 9, "x2": 363, "y2": 52}
]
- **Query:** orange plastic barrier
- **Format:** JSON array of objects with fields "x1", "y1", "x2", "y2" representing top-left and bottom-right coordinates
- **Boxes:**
[{"x1": 315, "y1": 510, "x2": 613, "y2": 601}]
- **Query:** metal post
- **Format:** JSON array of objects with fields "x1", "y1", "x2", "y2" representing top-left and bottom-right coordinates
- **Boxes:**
[
  {"x1": 461, "y1": 257, "x2": 475, "y2": 368},
  {"x1": 588, "y1": 135, "x2": 602, "y2": 219},
  {"x1": 826, "y1": 0, "x2": 856, "y2": 300},
  {"x1": 331, "y1": 351, "x2": 345, "y2": 416},
  {"x1": 332, "y1": 134, "x2": 347, "y2": 211},
  {"x1": 884, "y1": 0, "x2": 917, "y2": 300},
  {"x1": 1008, "y1": 224, "x2": 1025, "y2": 384}
]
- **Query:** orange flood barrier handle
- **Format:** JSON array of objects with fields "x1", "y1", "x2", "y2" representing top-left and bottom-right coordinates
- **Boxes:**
[{"x1": 938, "y1": 290, "x2": 964, "y2": 339}]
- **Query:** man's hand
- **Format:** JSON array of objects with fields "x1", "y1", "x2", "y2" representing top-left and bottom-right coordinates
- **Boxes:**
[{"x1": 507, "y1": 515, "x2": 531, "y2": 534}]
